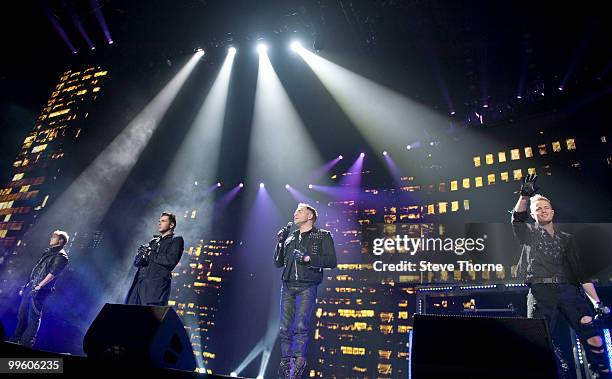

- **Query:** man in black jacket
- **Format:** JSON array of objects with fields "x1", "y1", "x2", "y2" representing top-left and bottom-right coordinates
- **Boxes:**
[
  {"x1": 274, "y1": 203, "x2": 337, "y2": 379},
  {"x1": 512, "y1": 174, "x2": 610, "y2": 378},
  {"x1": 12, "y1": 230, "x2": 70, "y2": 347},
  {"x1": 126, "y1": 212, "x2": 184, "y2": 306}
]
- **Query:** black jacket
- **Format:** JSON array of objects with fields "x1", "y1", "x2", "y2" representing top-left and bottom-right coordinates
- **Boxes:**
[
  {"x1": 274, "y1": 227, "x2": 337, "y2": 284},
  {"x1": 511, "y1": 210, "x2": 581, "y2": 284},
  {"x1": 126, "y1": 234, "x2": 184, "y2": 305},
  {"x1": 26, "y1": 245, "x2": 69, "y2": 294}
]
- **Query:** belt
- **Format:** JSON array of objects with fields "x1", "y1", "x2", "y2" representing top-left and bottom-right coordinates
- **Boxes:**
[{"x1": 529, "y1": 277, "x2": 565, "y2": 284}]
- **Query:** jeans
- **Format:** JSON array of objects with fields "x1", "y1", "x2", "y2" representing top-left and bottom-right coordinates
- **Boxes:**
[
  {"x1": 12, "y1": 287, "x2": 46, "y2": 348},
  {"x1": 279, "y1": 282, "x2": 318, "y2": 358}
]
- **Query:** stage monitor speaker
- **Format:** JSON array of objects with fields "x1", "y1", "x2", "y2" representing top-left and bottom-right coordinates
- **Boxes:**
[
  {"x1": 83, "y1": 303, "x2": 196, "y2": 372},
  {"x1": 411, "y1": 314, "x2": 558, "y2": 379}
]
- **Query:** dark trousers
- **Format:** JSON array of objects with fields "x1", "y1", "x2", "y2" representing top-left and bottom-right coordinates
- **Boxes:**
[
  {"x1": 528, "y1": 283, "x2": 609, "y2": 374},
  {"x1": 12, "y1": 287, "x2": 46, "y2": 348},
  {"x1": 279, "y1": 282, "x2": 318, "y2": 358}
]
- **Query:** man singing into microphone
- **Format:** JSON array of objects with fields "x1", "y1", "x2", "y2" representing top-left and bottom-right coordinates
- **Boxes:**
[
  {"x1": 12, "y1": 230, "x2": 69, "y2": 347},
  {"x1": 126, "y1": 212, "x2": 184, "y2": 306},
  {"x1": 274, "y1": 203, "x2": 337, "y2": 379}
]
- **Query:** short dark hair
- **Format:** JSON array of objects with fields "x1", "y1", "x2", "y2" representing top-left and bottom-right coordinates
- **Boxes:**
[
  {"x1": 161, "y1": 212, "x2": 177, "y2": 229},
  {"x1": 298, "y1": 203, "x2": 318, "y2": 223}
]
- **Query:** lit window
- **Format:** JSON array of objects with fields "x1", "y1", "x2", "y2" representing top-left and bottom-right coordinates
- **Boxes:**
[
  {"x1": 451, "y1": 201, "x2": 459, "y2": 212},
  {"x1": 500, "y1": 172, "x2": 509, "y2": 182},
  {"x1": 485, "y1": 154, "x2": 494, "y2": 165},
  {"x1": 49, "y1": 109, "x2": 70, "y2": 118},
  {"x1": 438, "y1": 202, "x2": 448, "y2": 214},
  {"x1": 82, "y1": 75, "x2": 92, "y2": 80},
  {"x1": 552, "y1": 141, "x2": 561, "y2": 152},
  {"x1": 12, "y1": 173, "x2": 24, "y2": 181},
  {"x1": 528, "y1": 168, "x2": 536, "y2": 175},
  {"x1": 487, "y1": 174, "x2": 496, "y2": 185},
  {"x1": 427, "y1": 204, "x2": 435, "y2": 215},
  {"x1": 77, "y1": 89, "x2": 88, "y2": 95},
  {"x1": 510, "y1": 149, "x2": 520, "y2": 160},
  {"x1": 462, "y1": 178, "x2": 470, "y2": 189},
  {"x1": 94, "y1": 70, "x2": 108, "y2": 77},
  {"x1": 31, "y1": 144, "x2": 47, "y2": 153},
  {"x1": 450, "y1": 181, "x2": 458, "y2": 191},
  {"x1": 538, "y1": 144, "x2": 547, "y2": 155},
  {"x1": 498, "y1": 152, "x2": 507, "y2": 163},
  {"x1": 513, "y1": 169, "x2": 523, "y2": 181},
  {"x1": 473, "y1": 156, "x2": 481, "y2": 167},
  {"x1": 92, "y1": 87, "x2": 101, "y2": 92},
  {"x1": 475, "y1": 177, "x2": 483, "y2": 187},
  {"x1": 524, "y1": 147, "x2": 533, "y2": 158},
  {"x1": 566, "y1": 138, "x2": 576, "y2": 150},
  {"x1": 19, "y1": 185, "x2": 30, "y2": 193},
  {"x1": 463, "y1": 200, "x2": 470, "y2": 210}
]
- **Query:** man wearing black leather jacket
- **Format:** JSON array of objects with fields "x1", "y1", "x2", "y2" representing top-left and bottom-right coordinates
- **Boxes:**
[
  {"x1": 274, "y1": 203, "x2": 337, "y2": 379},
  {"x1": 125, "y1": 212, "x2": 184, "y2": 306},
  {"x1": 511, "y1": 174, "x2": 610, "y2": 378},
  {"x1": 11, "y1": 230, "x2": 69, "y2": 347}
]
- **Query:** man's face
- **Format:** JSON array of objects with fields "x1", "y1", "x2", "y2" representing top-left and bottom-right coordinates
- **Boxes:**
[
  {"x1": 531, "y1": 199, "x2": 554, "y2": 225},
  {"x1": 293, "y1": 206, "x2": 312, "y2": 225},
  {"x1": 158, "y1": 215, "x2": 174, "y2": 233},
  {"x1": 49, "y1": 233, "x2": 62, "y2": 247}
]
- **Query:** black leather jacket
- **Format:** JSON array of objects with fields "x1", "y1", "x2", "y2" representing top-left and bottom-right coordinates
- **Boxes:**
[
  {"x1": 26, "y1": 245, "x2": 69, "y2": 294},
  {"x1": 274, "y1": 227, "x2": 337, "y2": 284}
]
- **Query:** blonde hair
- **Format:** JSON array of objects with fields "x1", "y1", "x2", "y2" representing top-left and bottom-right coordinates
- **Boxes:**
[
  {"x1": 530, "y1": 194, "x2": 552, "y2": 212},
  {"x1": 53, "y1": 230, "x2": 70, "y2": 246}
]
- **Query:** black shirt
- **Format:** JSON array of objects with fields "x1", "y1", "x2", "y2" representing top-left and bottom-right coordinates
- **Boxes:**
[{"x1": 511, "y1": 210, "x2": 575, "y2": 283}]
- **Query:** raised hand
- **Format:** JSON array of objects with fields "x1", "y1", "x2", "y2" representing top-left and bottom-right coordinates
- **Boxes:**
[{"x1": 520, "y1": 173, "x2": 539, "y2": 197}]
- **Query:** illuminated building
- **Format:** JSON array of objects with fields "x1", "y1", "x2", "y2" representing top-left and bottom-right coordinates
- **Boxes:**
[{"x1": 0, "y1": 66, "x2": 109, "y2": 250}]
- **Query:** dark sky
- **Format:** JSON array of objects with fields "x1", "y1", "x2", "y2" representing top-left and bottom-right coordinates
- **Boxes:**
[{"x1": 1, "y1": 0, "x2": 610, "y2": 180}]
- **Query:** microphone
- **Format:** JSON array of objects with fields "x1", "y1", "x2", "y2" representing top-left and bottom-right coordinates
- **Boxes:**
[{"x1": 278, "y1": 222, "x2": 294, "y2": 242}]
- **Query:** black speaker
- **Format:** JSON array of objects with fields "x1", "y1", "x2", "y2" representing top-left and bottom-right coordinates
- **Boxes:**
[
  {"x1": 83, "y1": 303, "x2": 196, "y2": 372},
  {"x1": 411, "y1": 314, "x2": 558, "y2": 379}
]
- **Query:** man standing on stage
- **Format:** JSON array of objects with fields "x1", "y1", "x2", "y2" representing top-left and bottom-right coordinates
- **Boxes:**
[
  {"x1": 126, "y1": 212, "x2": 184, "y2": 306},
  {"x1": 12, "y1": 230, "x2": 70, "y2": 347},
  {"x1": 274, "y1": 203, "x2": 337, "y2": 379},
  {"x1": 512, "y1": 174, "x2": 610, "y2": 378}
]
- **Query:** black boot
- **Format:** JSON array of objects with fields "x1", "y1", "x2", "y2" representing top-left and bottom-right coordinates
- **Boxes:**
[
  {"x1": 278, "y1": 357, "x2": 291, "y2": 379},
  {"x1": 291, "y1": 356, "x2": 306, "y2": 379}
]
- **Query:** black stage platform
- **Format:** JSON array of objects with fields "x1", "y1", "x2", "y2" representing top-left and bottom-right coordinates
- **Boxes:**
[{"x1": 0, "y1": 341, "x2": 245, "y2": 378}]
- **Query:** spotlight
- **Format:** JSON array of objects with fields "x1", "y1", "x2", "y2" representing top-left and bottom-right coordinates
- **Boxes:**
[
  {"x1": 360, "y1": 153, "x2": 365, "y2": 158},
  {"x1": 194, "y1": 181, "x2": 198, "y2": 186},
  {"x1": 239, "y1": 183, "x2": 244, "y2": 188},
  {"x1": 450, "y1": 110, "x2": 456, "y2": 115},
  {"x1": 482, "y1": 104, "x2": 489, "y2": 108},
  {"x1": 290, "y1": 41, "x2": 302, "y2": 52},
  {"x1": 195, "y1": 47, "x2": 205, "y2": 54},
  {"x1": 230, "y1": 373, "x2": 237, "y2": 378},
  {"x1": 109, "y1": 40, "x2": 114, "y2": 45},
  {"x1": 257, "y1": 43, "x2": 267, "y2": 54},
  {"x1": 228, "y1": 46, "x2": 237, "y2": 55},
  {"x1": 91, "y1": 46, "x2": 96, "y2": 50},
  {"x1": 308, "y1": 184, "x2": 313, "y2": 189},
  {"x1": 256, "y1": 376, "x2": 264, "y2": 379},
  {"x1": 72, "y1": 50, "x2": 78, "y2": 54},
  {"x1": 516, "y1": 95, "x2": 522, "y2": 99},
  {"x1": 259, "y1": 182, "x2": 265, "y2": 188},
  {"x1": 285, "y1": 184, "x2": 290, "y2": 189},
  {"x1": 383, "y1": 151, "x2": 388, "y2": 156},
  {"x1": 338, "y1": 155, "x2": 343, "y2": 160},
  {"x1": 406, "y1": 145, "x2": 412, "y2": 150},
  {"x1": 217, "y1": 182, "x2": 222, "y2": 187},
  {"x1": 558, "y1": 86, "x2": 564, "y2": 91}
]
